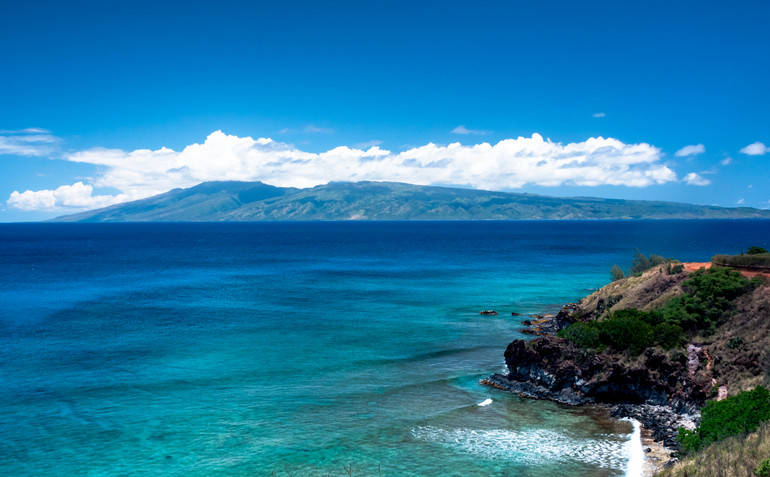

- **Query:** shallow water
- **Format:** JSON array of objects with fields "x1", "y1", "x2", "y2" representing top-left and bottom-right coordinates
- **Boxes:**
[{"x1": 1, "y1": 220, "x2": 768, "y2": 475}]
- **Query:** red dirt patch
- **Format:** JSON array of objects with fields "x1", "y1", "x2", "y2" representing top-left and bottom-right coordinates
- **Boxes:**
[{"x1": 683, "y1": 262, "x2": 770, "y2": 279}]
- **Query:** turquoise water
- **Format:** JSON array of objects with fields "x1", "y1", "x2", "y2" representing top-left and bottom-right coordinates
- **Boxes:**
[{"x1": 1, "y1": 221, "x2": 769, "y2": 476}]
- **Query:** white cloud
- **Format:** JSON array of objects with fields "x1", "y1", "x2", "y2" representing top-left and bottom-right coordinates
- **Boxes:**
[
  {"x1": 592, "y1": 112, "x2": 606, "y2": 118},
  {"x1": 740, "y1": 141, "x2": 768, "y2": 155},
  {"x1": 0, "y1": 129, "x2": 60, "y2": 156},
  {"x1": 683, "y1": 172, "x2": 711, "y2": 186},
  {"x1": 737, "y1": 198, "x2": 745, "y2": 204},
  {"x1": 7, "y1": 182, "x2": 128, "y2": 211},
  {"x1": 675, "y1": 144, "x2": 705, "y2": 157},
  {"x1": 353, "y1": 140, "x2": 383, "y2": 149},
  {"x1": 451, "y1": 125, "x2": 490, "y2": 135},
  {"x1": 7, "y1": 130, "x2": 678, "y2": 211},
  {"x1": 303, "y1": 125, "x2": 334, "y2": 134},
  {"x1": 720, "y1": 156, "x2": 733, "y2": 166}
]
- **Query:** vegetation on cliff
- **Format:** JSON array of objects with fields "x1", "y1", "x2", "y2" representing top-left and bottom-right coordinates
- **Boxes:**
[
  {"x1": 493, "y1": 248, "x2": 770, "y2": 473},
  {"x1": 657, "y1": 421, "x2": 770, "y2": 477},
  {"x1": 713, "y1": 250, "x2": 770, "y2": 270},
  {"x1": 677, "y1": 386, "x2": 770, "y2": 453},
  {"x1": 560, "y1": 265, "x2": 759, "y2": 353}
]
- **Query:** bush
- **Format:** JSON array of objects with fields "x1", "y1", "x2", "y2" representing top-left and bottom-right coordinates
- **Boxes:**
[
  {"x1": 559, "y1": 308, "x2": 682, "y2": 354},
  {"x1": 653, "y1": 322, "x2": 685, "y2": 350},
  {"x1": 728, "y1": 337, "x2": 744, "y2": 350},
  {"x1": 748, "y1": 246, "x2": 769, "y2": 255},
  {"x1": 558, "y1": 322, "x2": 601, "y2": 349},
  {"x1": 598, "y1": 311, "x2": 653, "y2": 353},
  {"x1": 678, "y1": 386, "x2": 770, "y2": 453},
  {"x1": 669, "y1": 263, "x2": 684, "y2": 275},
  {"x1": 661, "y1": 266, "x2": 751, "y2": 333},
  {"x1": 756, "y1": 458, "x2": 770, "y2": 477},
  {"x1": 712, "y1": 253, "x2": 770, "y2": 270}
]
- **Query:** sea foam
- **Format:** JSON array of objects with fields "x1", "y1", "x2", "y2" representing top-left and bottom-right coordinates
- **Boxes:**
[{"x1": 412, "y1": 426, "x2": 632, "y2": 470}]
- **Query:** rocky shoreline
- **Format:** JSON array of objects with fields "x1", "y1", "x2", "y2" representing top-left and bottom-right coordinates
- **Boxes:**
[{"x1": 483, "y1": 303, "x2": 707, "y2": 469}]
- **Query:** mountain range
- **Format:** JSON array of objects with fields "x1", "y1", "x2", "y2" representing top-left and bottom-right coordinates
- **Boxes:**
[{"x1": 51, "y1": 181, "x2": 770, "y2": 222}]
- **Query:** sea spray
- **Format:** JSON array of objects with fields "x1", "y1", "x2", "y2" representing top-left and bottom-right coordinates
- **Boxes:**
[{"x1": 622, "y1": 418, "x2": 644, "y2": 477}]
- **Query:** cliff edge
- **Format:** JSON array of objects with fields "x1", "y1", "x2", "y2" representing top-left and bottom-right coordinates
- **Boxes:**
[{"x1": 485, "y1": 263, "x2": 770, "y2": 452}]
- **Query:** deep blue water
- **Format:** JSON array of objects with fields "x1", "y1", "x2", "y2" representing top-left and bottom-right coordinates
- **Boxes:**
[{"x1": 1, "y1": 220, "x2": 768, "y2": 476}]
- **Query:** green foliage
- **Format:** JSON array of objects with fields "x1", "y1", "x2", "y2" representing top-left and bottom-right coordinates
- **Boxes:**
[
  {"x1": 748, "y1": 246, "x2": 770, "y2": 255},
  {"x1": 713, "y1": 253, "x2": 770, "y2": 269},
  {"x1": 728, "y1": 336, "x2": 744, "y2": 350},
  {"x1": 678, "y1": 386, "x2": 770, "y2": 454},
  {"x1": 628, "y1": 249, "x2": 667, "y2": 276},
  {"x1": 558, "y1": 322, "x2": 601, "y2": 349},
  {"x1": 563, "y1": 262, "x2": 755, "y2": 356},
  {"x1": 597, "y1": 311, "x2": 653, "y2": 353},
  {"x1": 610, "y1": 264, "x2": 625, "y2": 281},
  {"x1": 559, "y1": 308, "x2": 681, "y2": 353},
  {"x1": 661, "y1": 266, "x2": 751, "y2": 333},
  {"x1": 756, "y1": 458, "x2": 770, "y2": 477},
  {"x1": 653, "y1": 322, "x2": 685, "y2": 350},
  {"x1": 669, "y1": 263, "x2": 685, "y2": 274}
]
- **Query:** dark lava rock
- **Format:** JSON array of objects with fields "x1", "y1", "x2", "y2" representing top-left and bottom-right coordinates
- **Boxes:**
[{"x1": 486, "y1": 334, "x2": 706, "y2": 445}]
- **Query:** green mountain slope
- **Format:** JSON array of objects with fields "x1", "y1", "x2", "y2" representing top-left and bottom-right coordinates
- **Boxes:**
[{"x1": 51, "y1": 181, "x2": 770, "y2": 222}]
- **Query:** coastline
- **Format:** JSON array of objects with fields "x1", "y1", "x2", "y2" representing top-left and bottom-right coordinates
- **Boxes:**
[
  {"x1": 484, "y1": 373, "x2": 682, "y2": 473},
  {"x1": 483, "y1": 303, "x2": 695, "y2": 474}
]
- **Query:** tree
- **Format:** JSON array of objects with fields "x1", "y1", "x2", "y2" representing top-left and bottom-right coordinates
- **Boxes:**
[
  {"x1": 747, "y1": 246, "x2": 769, "y2": 255},
  {"x1": 610, "y1": 264, "x2": 625, "y2": 281}
]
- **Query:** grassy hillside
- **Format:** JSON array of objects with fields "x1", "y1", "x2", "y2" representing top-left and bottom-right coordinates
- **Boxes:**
[{"x1": 657, "y1": 421, "x2": 770, "y2": 477}]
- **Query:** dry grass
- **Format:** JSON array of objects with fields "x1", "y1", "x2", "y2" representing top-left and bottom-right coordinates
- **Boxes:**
[
  {"x1": 577, "y1": 265, "x2": 689, "y2": 320},
  {"x1": 708, "y1": 282, "x2": 770, "y2": 396},
  {"x1": 656, "y1": 421, "x2": 770, "y2": 477}
]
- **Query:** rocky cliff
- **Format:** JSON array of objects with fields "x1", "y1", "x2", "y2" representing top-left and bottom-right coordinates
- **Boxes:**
[{"x1": 485, "y1": 264, "x2": 770, "y2": 448}]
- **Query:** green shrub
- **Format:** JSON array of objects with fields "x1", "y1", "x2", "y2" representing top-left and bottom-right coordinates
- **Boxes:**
[
  {"x1": 728, "y1": 337, "x2": 744, "y2": 350},
  {"x1": 598, "y1": 310, "x2": 654, "y2": 353},
  {"x1": 756, "y1": 458, "x2": 770, "y2": 477},
  {"x1": 678, "y1": 386, "x2": 770, "y2": 454},
  {"x1": 748, "y1": 246, "x2": 769, "y2": 255},
  {"x1": 661, "y1": 266, "x2": 751, "y2": 333},
  {"x1": 559, "y1": 308, "x2": 682, "y2": 354},
  {"x1": 653, "y1": 322, "x2": 685, "y2": 349},
  {"x1": 712, "y1": 253, "x2": 770, "y2": 269},
  {"x1": 669, "y1": 263, "x2": 684, "y2": 274},
  {"x1": 558, "y1": 322, "x2": 601, "y2": 349}
]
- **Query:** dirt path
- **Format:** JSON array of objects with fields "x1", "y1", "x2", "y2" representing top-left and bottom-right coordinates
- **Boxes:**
[{"x1": 683, "y1": 262, "x2": 770, "y2": 279}]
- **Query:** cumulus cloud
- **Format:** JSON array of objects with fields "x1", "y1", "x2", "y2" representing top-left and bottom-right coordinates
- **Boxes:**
[
  {"x1": 7, "y1": 182, "x2": 128, "y2": 211},
  {"x1": 720, "y1": 155, "x2": 733, "y2": 166},
  {"x1": 740, "y1": 141, "x2": 768, "y2": 155},
  {"x1": 683, "y1": 172, "x2": 711, "y2": 186},
  {"x1": 7, "y1": 130, "x2": 678, "y2": 211},
  {"x1": 0, "y1": 129, "x2": 60, "y2": 156},
  {"x1": 592, "y1": 112, "x2": 606, "y2": 118},
  {"x1": 451, "y1": 125, "x2": 490, "y2": 135},
  {"x1": 675, "y1": 144, "x2": 705, "y2": 157}
]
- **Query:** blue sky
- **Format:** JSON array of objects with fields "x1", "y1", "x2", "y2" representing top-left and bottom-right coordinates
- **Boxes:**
[{"x1": 1, "y1": 1, "x2": 768, "y2": 221}]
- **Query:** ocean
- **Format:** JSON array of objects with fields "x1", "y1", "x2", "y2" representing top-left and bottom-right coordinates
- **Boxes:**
[{"x1": 1, "y1": 220, "x2": 769, "y2": 476}]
